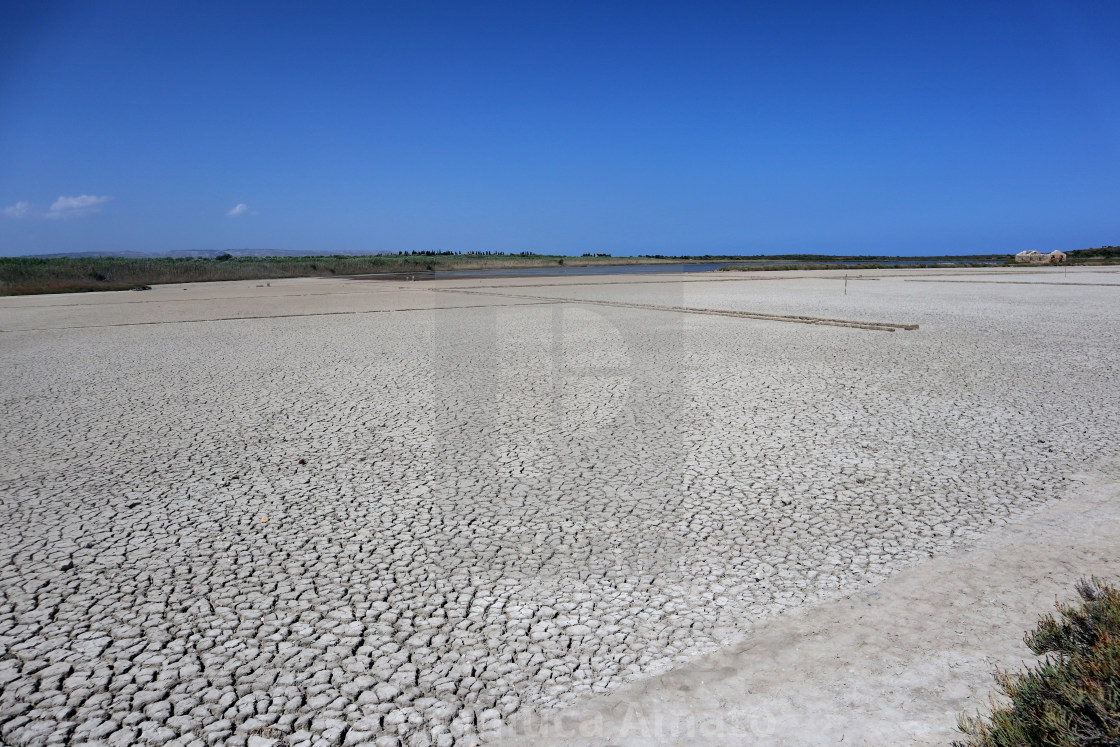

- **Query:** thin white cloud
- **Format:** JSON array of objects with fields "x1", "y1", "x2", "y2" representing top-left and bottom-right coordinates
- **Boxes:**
[
  {"x1": 226, "y1": 203, "x2": 252, "y2": 217},
  {"x1": 2, "y1": 201, "x2": 32, "y2": 219},
  {"x1": 46, "y1": 194, "x2": 111, "y2": 219}
]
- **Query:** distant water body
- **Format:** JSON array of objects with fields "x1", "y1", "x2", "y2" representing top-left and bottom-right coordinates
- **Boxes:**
[{"x1": 357, "y1": 259, "x2": 1003, "y2": 281}]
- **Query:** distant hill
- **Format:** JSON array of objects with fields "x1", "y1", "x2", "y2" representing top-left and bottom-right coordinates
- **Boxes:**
[{"x1": 1067, "y1": 245, "x2": 1119, "y2": 259}]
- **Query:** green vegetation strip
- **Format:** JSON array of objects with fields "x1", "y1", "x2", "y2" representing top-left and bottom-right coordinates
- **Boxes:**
[
  {"x1": 3, "y1": 246, "x2": 1114, "y2": 296},
  {"x1": 0, "y1": 254, "x2": 673, "y2": 296}
]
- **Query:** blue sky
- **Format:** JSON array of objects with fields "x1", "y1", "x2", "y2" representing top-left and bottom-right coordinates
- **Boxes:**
[{"x1": 1, "y1": 1, "x2": 1118, "y2": 257}]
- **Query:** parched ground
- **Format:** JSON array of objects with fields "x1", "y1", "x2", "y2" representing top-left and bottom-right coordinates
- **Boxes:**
[
  {"x1": 0, "y1": 267, "x2": 1118, "y2": 747},
  {"x1": 497, "y1": 458, "x2": 1120, "y2": 746}
]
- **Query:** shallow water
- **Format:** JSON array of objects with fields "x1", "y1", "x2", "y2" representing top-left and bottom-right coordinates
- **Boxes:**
[{"x1": 356, "y1": 262, "x2": 735, "y2": 280}]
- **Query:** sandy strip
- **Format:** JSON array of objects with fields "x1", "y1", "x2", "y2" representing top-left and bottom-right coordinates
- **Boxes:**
[
  {"x1": 430, "y1": 287, "x2": 919, "y2": 331},
  {"x1": 498, "y1": 461, "x2": 1120, "y2": 746},
  {"x1": 905, "y1": 279, "x2": 1120, "y2": 287},
  {"x1": 0, "y1": 300, "x2": 561, "y2": 332}
]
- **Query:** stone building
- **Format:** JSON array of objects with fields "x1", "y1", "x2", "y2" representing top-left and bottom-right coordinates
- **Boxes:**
[{"x1": 1015, "y1": 250, "x2": 1067, "y2": 264}]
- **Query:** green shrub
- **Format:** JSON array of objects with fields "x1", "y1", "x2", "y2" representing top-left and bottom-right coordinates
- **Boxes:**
[{"x1": 955, "y1": 578, "x2": 1120, "y2": 747}]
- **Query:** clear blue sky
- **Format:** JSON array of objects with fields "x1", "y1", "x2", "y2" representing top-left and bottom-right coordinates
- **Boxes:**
[{"x1": 2, "y1": 1, "x2": 1118, "y2": 257}]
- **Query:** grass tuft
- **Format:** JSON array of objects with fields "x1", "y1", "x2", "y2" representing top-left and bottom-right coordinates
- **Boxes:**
[{"x1": 955, "y1": 577, "x2": 1120, "y2": 747}]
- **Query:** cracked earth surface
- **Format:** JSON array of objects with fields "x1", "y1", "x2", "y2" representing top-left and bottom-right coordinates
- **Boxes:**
[{"x1": 1, "y1": 268, "x2": 1118, "y2": 746}]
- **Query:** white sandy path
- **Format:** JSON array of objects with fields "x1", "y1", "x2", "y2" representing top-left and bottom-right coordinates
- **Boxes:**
[{"x1": 498, "y1": 461, "x2": 1120, "y2": 746}]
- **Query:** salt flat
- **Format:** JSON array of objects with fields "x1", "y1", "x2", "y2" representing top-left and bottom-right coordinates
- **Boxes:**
[{"x1": 1, "y1": 268, "x2": 1118, "y2": 746}]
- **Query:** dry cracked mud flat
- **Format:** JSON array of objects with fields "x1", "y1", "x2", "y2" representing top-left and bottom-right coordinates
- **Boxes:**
[{"x1": 1, "y1": 267, "x2": 1118, "y2": 746}]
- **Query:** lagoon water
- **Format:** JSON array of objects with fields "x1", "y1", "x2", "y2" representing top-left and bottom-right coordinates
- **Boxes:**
[{"x1": 358, "y1": 258, "x2": 1005, "y2": 281}]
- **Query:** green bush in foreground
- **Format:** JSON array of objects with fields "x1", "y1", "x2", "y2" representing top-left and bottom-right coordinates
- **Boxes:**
[{"x1": 955, "y1": 578, "x2": 1120, "y2": 746}]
